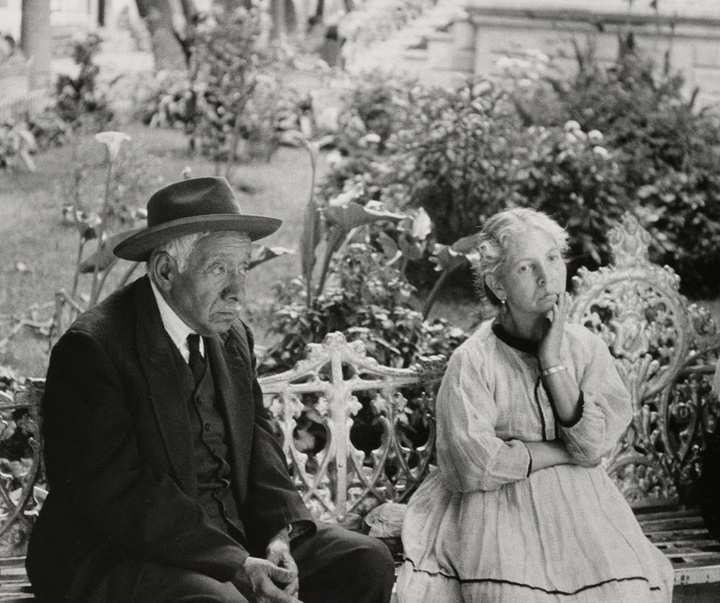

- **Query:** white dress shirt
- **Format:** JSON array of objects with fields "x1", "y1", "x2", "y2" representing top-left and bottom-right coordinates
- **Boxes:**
[{"x1": 149, "y1": 280, "x2": 204, "y2": 363}]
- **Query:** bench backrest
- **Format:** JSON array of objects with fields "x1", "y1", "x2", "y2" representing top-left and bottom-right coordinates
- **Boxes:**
[
  {"x1": 258, "y1": 332, "x2": 445, "y2": 526},
  {"x1": 569, "y1": 213, "x2": 720, "y2": 507},
  {"x1": 0, "y1": 381, "x2": 43, "y2": 557}
]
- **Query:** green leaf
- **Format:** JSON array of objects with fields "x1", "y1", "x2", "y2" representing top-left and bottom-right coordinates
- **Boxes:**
[
  {"x1": 249, "y1": 245, "x2": 293, "y2": 270},
  {"x1": 324, "y1": 201, "x2": 406, "y2": 232},
  {"x1": 78, "y1": 228, "x2": 142, "y2": 273}
]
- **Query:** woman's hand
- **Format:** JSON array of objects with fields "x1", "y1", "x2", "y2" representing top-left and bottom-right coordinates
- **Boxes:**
[{"x1": 539, "y1": 291, "x2": 569, "y2": 370}]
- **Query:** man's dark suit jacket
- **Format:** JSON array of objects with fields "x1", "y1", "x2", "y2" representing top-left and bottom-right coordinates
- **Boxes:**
[{"x1": 26, "y1": 276, "x2": 313, "y2": 600}]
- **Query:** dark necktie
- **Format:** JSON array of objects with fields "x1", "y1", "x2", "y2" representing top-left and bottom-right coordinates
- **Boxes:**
[{"x1": 187, "y1": 334, "x2": 206, "y2": 384}]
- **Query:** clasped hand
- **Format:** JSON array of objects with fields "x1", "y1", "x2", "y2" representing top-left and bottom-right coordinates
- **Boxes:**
[{"x1": 233, "y1": 533, "x2": 302, "y2": 603}]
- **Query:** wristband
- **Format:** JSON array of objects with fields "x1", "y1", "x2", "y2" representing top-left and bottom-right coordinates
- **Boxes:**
[{"x1": 541, "y1": 364, "x2": 567, "y2": 378}]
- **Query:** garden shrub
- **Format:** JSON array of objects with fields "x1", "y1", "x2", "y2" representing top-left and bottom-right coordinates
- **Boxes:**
[
  {"x1": 133, "y1": 9, "x2": 309, "y2": 167},
  {"x1": 188, "y1": 8, "x2": 267, "y2": 166},
  {"x1": 384, "y1": 79, "x2": 523, "y2": 244},
  {"x1": 259, "y1": 242, "x2": 467, "y2": 375},
  {"x1": 0, "y1": 34, "x2": 114, "y2": 172},
  {"x1": 511, "y1": 38, "x2": 720, "y2": 297},
  {"x1": 320, "y1": 42, "x2": 720, "y2": 298},
  {"x1": 54, "y1": 33, "x2": 114, "y2": 132},
  {"x1": 0, "y1": 120, "x2": 37, "y2": 171},
  {"x1": 513, "y1": 122, "x2": 627, "y2": 272},
  {"x1": 317, "y1": 73, "x2": 417, "y2": 204}
]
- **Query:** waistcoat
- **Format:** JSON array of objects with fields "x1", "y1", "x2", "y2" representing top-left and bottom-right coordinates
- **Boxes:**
[{"x1": 186, "y1": 350, "x2": 244, "y2": 540}]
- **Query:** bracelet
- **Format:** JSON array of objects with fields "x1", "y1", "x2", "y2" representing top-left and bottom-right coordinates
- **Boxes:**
[{"x1": 541, "y1": 364, "x2": 567, "y2": 378}]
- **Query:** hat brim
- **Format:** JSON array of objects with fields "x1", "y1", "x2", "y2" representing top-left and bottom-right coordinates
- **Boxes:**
[{"x1": 113, "y1": 214, "x2": 282, "y2": 262}]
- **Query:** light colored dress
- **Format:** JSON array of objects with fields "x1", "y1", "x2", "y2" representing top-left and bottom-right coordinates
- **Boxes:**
[{"x1": 396, "y1": 320, "x2": 674, "y2": 603}]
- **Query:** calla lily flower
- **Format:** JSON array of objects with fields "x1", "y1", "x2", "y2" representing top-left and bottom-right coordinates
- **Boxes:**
[{"x1": 95, "y1": 131, "x2": 131, "y2": 161}]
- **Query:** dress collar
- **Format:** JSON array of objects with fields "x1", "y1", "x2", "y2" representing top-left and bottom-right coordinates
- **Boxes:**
[{"x1": 491, "y1": 320, "x2": 539, "y2": 356}]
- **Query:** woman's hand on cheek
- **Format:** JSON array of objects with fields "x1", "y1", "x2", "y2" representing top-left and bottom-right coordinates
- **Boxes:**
[{"x1": 539, "y1": 292, "x2": 569, "y2": 368}]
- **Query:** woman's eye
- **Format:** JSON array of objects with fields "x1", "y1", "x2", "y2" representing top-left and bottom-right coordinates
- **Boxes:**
[{"x1": 518, "y1": 265, "x2": 528, "y2": 273}]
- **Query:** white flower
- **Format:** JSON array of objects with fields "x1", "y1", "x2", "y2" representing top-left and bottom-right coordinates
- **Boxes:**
[
  {"x1": 95, "y1": 131, "x2": 131, "y2": 161},
  {"x1": 588, "y1": 129, "x2": 604, "y2": 143},
  {"x1": 411, "y1": 208, "x2": 432, "y2": 240},
  {"x1": 592, "y1": 146, "x2": 610, "y2": 158},
  {"x1": 326, "y1": 149, "x2": 344, "y2": 169},
  {"x1": 563, "y1": 120, "x2": 581, "y2": 133}
]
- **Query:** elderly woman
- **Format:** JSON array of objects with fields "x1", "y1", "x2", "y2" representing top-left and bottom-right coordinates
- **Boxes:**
[{"x1": 396, "y1": 208, "x2": 673, "y2": 602}]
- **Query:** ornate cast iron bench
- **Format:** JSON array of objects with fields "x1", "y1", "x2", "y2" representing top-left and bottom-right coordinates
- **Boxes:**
[{"x1": 1, "y1": 213, "x2": 719, "y2": 599}]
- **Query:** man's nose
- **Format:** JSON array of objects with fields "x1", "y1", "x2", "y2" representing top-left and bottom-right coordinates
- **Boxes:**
[{"x1": 224, "y1": 270, "x2": 246, "y2": 300}]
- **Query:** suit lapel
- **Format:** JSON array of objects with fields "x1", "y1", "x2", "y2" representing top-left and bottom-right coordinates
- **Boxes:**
[
  {"x1": 133, "y1": 277, "x2": 197, "y2": 494},
  {"x1": 206, "y1": 331, "x2": 255, "y2": 504}
]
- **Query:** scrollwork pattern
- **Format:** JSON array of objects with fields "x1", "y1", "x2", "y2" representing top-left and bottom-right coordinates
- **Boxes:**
[
  {"x1": 260, "y1": 332, "x2": 444, "y2": 526},
  {"x1": 570, "y1": 213, "x2": 720, "y2": 506}
]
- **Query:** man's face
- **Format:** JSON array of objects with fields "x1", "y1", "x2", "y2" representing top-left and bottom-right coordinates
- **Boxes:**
[{"x1": 166, "y1": 232, "x2": 251, "y2": 336}]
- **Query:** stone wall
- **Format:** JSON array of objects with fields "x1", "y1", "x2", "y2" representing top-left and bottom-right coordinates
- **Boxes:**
[{"x1": 423, "y1": 0, "x2": 720, "y2": 109}]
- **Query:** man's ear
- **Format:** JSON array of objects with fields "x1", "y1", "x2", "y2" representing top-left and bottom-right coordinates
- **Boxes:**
[
  {"x1": 485, "y1": 274, "x2": 506, "y2": 302},
  {"x1": 148, "y1": 252, "x2": 176, "y2": 292}
]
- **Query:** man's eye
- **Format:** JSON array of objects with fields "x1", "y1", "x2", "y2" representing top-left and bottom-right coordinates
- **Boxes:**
[
  {"x1": 548, "y1": 254, "x2": 559, "y2": 262},
  {"x1": 518, "y1": 264, "x2": 528, "y2": 273},
  {"x1": 210, "y1": 264, "x2": 226, "y2": 274}
]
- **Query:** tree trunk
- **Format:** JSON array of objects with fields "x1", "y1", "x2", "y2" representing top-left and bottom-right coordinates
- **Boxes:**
[
  {"x1": 135, "y1": 0, "x2": 187, "y2": 71},
  {"x1": 20, "y1": 0, "x2": 52, "y2": 90}
]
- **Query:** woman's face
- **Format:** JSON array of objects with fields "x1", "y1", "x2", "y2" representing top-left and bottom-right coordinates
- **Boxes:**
[{"x1": 488, "y1": 227, "x2": 566, "y2": 319}]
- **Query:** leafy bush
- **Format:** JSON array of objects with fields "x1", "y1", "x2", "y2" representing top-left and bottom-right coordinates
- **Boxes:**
[
  {"x1": 134, "y1": 70, "x2": 196, "y2": 131},
  {"x1": 513, "y1": 122, "x2": 627, "y2": 271},
  {"x1": 54, "y1": 33, "x2": 114, "y2": 131},
  {"x1": 259, "y1": 243, "x2": 467, "y2": 375},
  {"x1": 511, "y1": 38, "x2": 720, "y2": 296},
  {"x1": 188, "y1": 8, "x2": 267, "y2": 168},
  {"x1": 0, "y1": 120, "x2": 37, "y2": 171},
  {"x1": 385, "y1": 80, "x2": 522, "y2": 244},
  {"x1": 133, "y1": 10, "x2": 311, "y2": 169},
  {"x1": 320, "y1": 41, "x2": 720, "y2": 298},
  {"x1": 318, "y1": 73, "x2": 417, "y2": 204}
]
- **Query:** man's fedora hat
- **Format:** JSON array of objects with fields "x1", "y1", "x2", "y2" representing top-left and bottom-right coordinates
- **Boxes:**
[{"x1": 114, "y1": 177, "x2": 281, "y2": 262}]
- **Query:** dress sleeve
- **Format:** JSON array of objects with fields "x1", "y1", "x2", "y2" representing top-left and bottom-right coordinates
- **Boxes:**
[
  {"x1": 436, "y1": 344, "x2": 532, "y2": 492},
  {"x1": 557, "y1": 331, "x2": 632, "y2": 464}
]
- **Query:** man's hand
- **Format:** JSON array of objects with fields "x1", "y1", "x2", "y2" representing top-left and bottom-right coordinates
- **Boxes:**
[
  {"x1": 233, "y1": 556, "x2": 302, "y2": 603},
  {"x1": 266, "y1": 528, "x2": 300, "y2": 598}
]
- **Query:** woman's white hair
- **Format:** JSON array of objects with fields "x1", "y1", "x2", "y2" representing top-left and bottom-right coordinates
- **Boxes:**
[{"x1": 472, "y1": 208, "x2": 569, "y2": 306}]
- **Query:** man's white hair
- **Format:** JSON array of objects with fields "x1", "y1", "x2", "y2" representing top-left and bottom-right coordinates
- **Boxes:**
[{"x1": 149, "y1": 231, "x2": 251, "y2": 274}]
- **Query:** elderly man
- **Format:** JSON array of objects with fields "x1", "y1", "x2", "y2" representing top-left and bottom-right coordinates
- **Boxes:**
[{"x1": 26, "y1": 177, "x2": 395, "y2": 603}]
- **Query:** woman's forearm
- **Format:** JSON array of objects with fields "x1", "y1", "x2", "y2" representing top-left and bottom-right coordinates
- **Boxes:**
[
  {"x1": 525, "y1": 440, "x2": 575, "y2": 472},
  {"x1": 539, "y1": 365, "x2": 582, "y2": 425}
]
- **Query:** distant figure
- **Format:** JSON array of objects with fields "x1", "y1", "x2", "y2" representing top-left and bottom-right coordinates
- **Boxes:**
[
  {"x1": 26, "y1": 176, "x2": 395, "y2": 603},
  {"x1": 397, "y1": 208, "x2": 674, "y2": 602}
]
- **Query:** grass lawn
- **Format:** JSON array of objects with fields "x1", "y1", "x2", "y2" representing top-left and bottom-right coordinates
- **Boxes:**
[{"x1": 0, "y1": 122, "x2": 327, "y2": 377}]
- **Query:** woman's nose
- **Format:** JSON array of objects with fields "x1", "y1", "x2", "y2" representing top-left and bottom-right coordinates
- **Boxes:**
[{"x1": 536, "y1": 265, "x2": 548, "y2": 286}]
